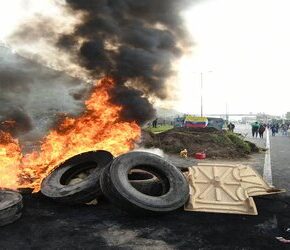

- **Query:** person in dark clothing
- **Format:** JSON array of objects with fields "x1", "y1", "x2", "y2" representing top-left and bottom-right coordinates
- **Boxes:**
[
  {"x1": 271, "y1": 124, "x2": 276, "y2": 136},
  {"x1": 259, "y1": 124, "x2": 266, "y2": 138},
  {"x1": 227, "y1": 122, "x2": 235, "y2": 132},
  {"x1": 231, "y1": 123, "x2": 235, "y2": 132},
  {"x1": 152, "y1": 118, "x2": 158, "y2": 128},
  {"x1": 251, "y1": 122, "x2": 259, "y2": 137},
  {"x1": 275, "y1": 124, "x2": 279, "y2": 134}
]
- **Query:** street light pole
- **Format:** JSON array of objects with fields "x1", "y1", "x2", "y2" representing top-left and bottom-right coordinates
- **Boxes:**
[
  {"x1": 200, "y1": 72, "x2": 203, "y2": 117},
  {"x1": 194, "y1": 70, "x2": 212, "y2": 117}
]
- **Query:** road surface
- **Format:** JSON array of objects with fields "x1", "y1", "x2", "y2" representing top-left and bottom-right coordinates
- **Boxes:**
[{"x1": 235, "y1": 124, "x2": 290, "y2": 191}]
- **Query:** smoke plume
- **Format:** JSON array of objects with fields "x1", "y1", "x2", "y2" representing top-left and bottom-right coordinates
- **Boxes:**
[
  {"x1": 8, "y1": 0, "x2": 194, "y2": 125},
  {"x1": 58, "y1": 0, "x2": 192, "y2": 124}
]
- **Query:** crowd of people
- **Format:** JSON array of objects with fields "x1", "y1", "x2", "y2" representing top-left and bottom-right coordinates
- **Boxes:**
[
  {"x1": 251, "y1": 122, "x2": 290, "y2": 138},
  {"x1": 269, "y1": 123, "x2": 289, "y2": 136}
]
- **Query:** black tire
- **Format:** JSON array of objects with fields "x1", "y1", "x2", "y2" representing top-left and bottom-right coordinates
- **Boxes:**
[
  {"x1": 41, "y1": 150, "x2": 113, "y2": 204},
  {"x1": 100, "y1": 151, "x2": 189, "y2": 214},
  {"x1": 0, "y1": 190, "x2": 23, "y2": 227},
  {"x1": 128, "y1": 169, "x2": 164, "y2": 196}
]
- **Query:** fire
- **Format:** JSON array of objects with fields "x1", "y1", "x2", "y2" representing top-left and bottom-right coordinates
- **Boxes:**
[
  {"x1": 0, "y1": 131, "x2": 22, "y2": 189},
  {"x1": 0, "y1": 78, "x2": 141, "y2": 191}
]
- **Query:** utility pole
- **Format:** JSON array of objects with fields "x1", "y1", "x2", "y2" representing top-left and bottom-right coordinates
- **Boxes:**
[
  {"x1": 195, "y1": 70, "x2": 212, "y2": 117},
  {"x1": 200, "y1": 72, "x2": 203, "y2": 117}
]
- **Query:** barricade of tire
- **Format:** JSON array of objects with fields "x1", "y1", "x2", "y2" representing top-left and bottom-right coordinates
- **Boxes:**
[
  {"x1": 41, "y1": 150, "x2": 189, "y2": 214},
  {"x1": 0, "y1": 190, "x2": 23, "y2": 227},
  {"x1": 41, "y1": 150, "x2": 113, "y2": 204},
  {"x1": 100, "y1": 151, "x2": 189, "y2": 214}
]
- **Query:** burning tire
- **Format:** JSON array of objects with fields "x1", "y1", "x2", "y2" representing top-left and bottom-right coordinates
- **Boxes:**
[
  {"x1": 41, "y1": 150, "x2": 113, "y2": 204},
  {"x1": 0, "y1": 190, "x2": 23, "y2": 227},
  {"x1": 100, "y1": 151, "x2": 189, "y2": 214}
]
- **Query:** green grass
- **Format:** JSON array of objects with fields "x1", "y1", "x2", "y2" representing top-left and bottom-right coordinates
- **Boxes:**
[
  {"x1": 145, "y1": 125, "x2": 174, "y2": 134},
  {"x1": 211, "y1": 133, "x2": 232, "y2": 144},
  {"x1": 226, "y1": 132, "x2": 251, "y2": 153}
]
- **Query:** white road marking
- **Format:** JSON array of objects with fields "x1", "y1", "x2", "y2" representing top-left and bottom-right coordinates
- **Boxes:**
[{"x1": 263, "y1": 128, "x2": 273, "y2": 186}]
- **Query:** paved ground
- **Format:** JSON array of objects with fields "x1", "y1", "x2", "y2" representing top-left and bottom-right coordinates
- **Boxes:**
[
  {"x1": 0, "y1": 194, "x2": 289, "y2": 250},
  {"x1": 270, "y1": 135, "x2": 290, "y2": 192},
  {"x1": 1, "y1": 125, "x2": 290, "y2": 249},
  {"x1": 235, "y1": 124, "x2": 290, "y2": 191}
]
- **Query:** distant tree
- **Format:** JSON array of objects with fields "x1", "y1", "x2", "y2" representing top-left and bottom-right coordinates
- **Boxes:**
[{"x1": 286, "y1": 112, "x2": 290, "y2": 120}]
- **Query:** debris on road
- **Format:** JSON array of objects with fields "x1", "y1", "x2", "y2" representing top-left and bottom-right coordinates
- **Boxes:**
[
  {"x1": 40, "y1": 149, "x2": 284, "y2": 217},
  {"x1": 184, "y1": 164, "x2": 258, "y2": 215},
  {"x1": 185, "y1": 163, "x2": 285, "y2": 215},
  {"x1": 85, "y1": 199, "x2": 98, "y2": 206},
  {"x1": 198, "y1": 163, "x2": 285, "y2": 196},
  {"x1": 0, "y1": 147, "x2": 279, "y2": 229},
  {"x1": 180, "y1": 149, "x2": 188, "y2": 158},
  {"x1": 195, "y1": 151, "x2": 207, "y2": 160}
]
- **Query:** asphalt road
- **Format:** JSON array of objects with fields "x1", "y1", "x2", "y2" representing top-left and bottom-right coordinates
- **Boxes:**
[
  {"x1": 270, "y1": 135, "x2": 290, "y2": 192},
  {"x1": 0, "y1": 194, "x2": 289, "y2": 250},
  {"x1": 0, "y1": 125, "x2": 290, "y2": 249},
  {"x1": 235, "y1": 124, "x2": 290, "y2": 191}
]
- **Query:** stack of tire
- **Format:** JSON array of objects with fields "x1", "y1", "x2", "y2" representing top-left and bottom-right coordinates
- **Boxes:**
[
  {"x1": 0, "y1": 189, "x2": 23, "y2": 226},
  {"x1": 41, "y1": 150, "x2": 189, "y2": 214}
]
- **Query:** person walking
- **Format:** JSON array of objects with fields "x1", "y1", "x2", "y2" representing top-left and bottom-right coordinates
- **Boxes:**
[
  {"x1": 259, "y1": 124, "x2": 266, "y2": 138},
  {"x1": 275, "y1": 123, "x2": 279, "y2": 135},
  {"x1": 251, "y1": 122, "x2": 260, "y2": 138},
  {"x1": 271, "y1": 124, "x2": 276, "y2": 136},
  {"x1": 282, "y1": 124, "x2": 288, "y2": 136}
]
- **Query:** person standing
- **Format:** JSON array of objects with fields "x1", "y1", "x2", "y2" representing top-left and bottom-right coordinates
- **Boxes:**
[
  {"x1": 259, "y1": 124, "x2": 266, "y2": 138},
  {"x1": 275, "y1": 123, "x2": 279, "y2": 135},
  {"x1": 152, "y1": 118, "x2": 158, "y2": 128},
  {"x1": 231, "y1": 123, "x2": 235, "y2": 132},
  {"x1": 282, "y1": 124, "x2": 288, "y2": 136},
  {"x1": 251, "y1": 122, "x2": 260, "y2": 138},
  {"x1": 227, "y1": 122, "x2": 235, "y2": 132},
  {"x1": 271, "y1": 124, "x2": 276, "y2": 136}
]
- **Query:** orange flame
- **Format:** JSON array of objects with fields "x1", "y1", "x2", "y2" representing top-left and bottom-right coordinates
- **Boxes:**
[
  {"x1": 0, "y1": 78, "x2": 141, "y2": 191},
  {"x1": 0, "y1": 131, "x2": 22, "y2": 189}
]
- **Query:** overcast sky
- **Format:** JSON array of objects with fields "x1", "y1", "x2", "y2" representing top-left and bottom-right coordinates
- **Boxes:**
[
  {"x1": 0, "y1": 0, "x2": 290, "y2": 117},
  {"x1": 177, "y1": 0, "x2": 290, "y2": 117}
]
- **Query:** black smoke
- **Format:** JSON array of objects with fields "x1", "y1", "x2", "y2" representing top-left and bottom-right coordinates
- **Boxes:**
[
  {"x1": 7, "y1": 0, "x2": 193, "y2": 125},
  {"x1": 57, "y1": 0, "x2": 193, "y2": 124},
  {"x1": 0, "y1": 67, "x2": 33, "y2": 136},
  {"x1": 0, "y1": 107, "x2": 33, "y2": 136},
  {"x1": 0, "y1": 47, "x2": 83, "y2": 140}
]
